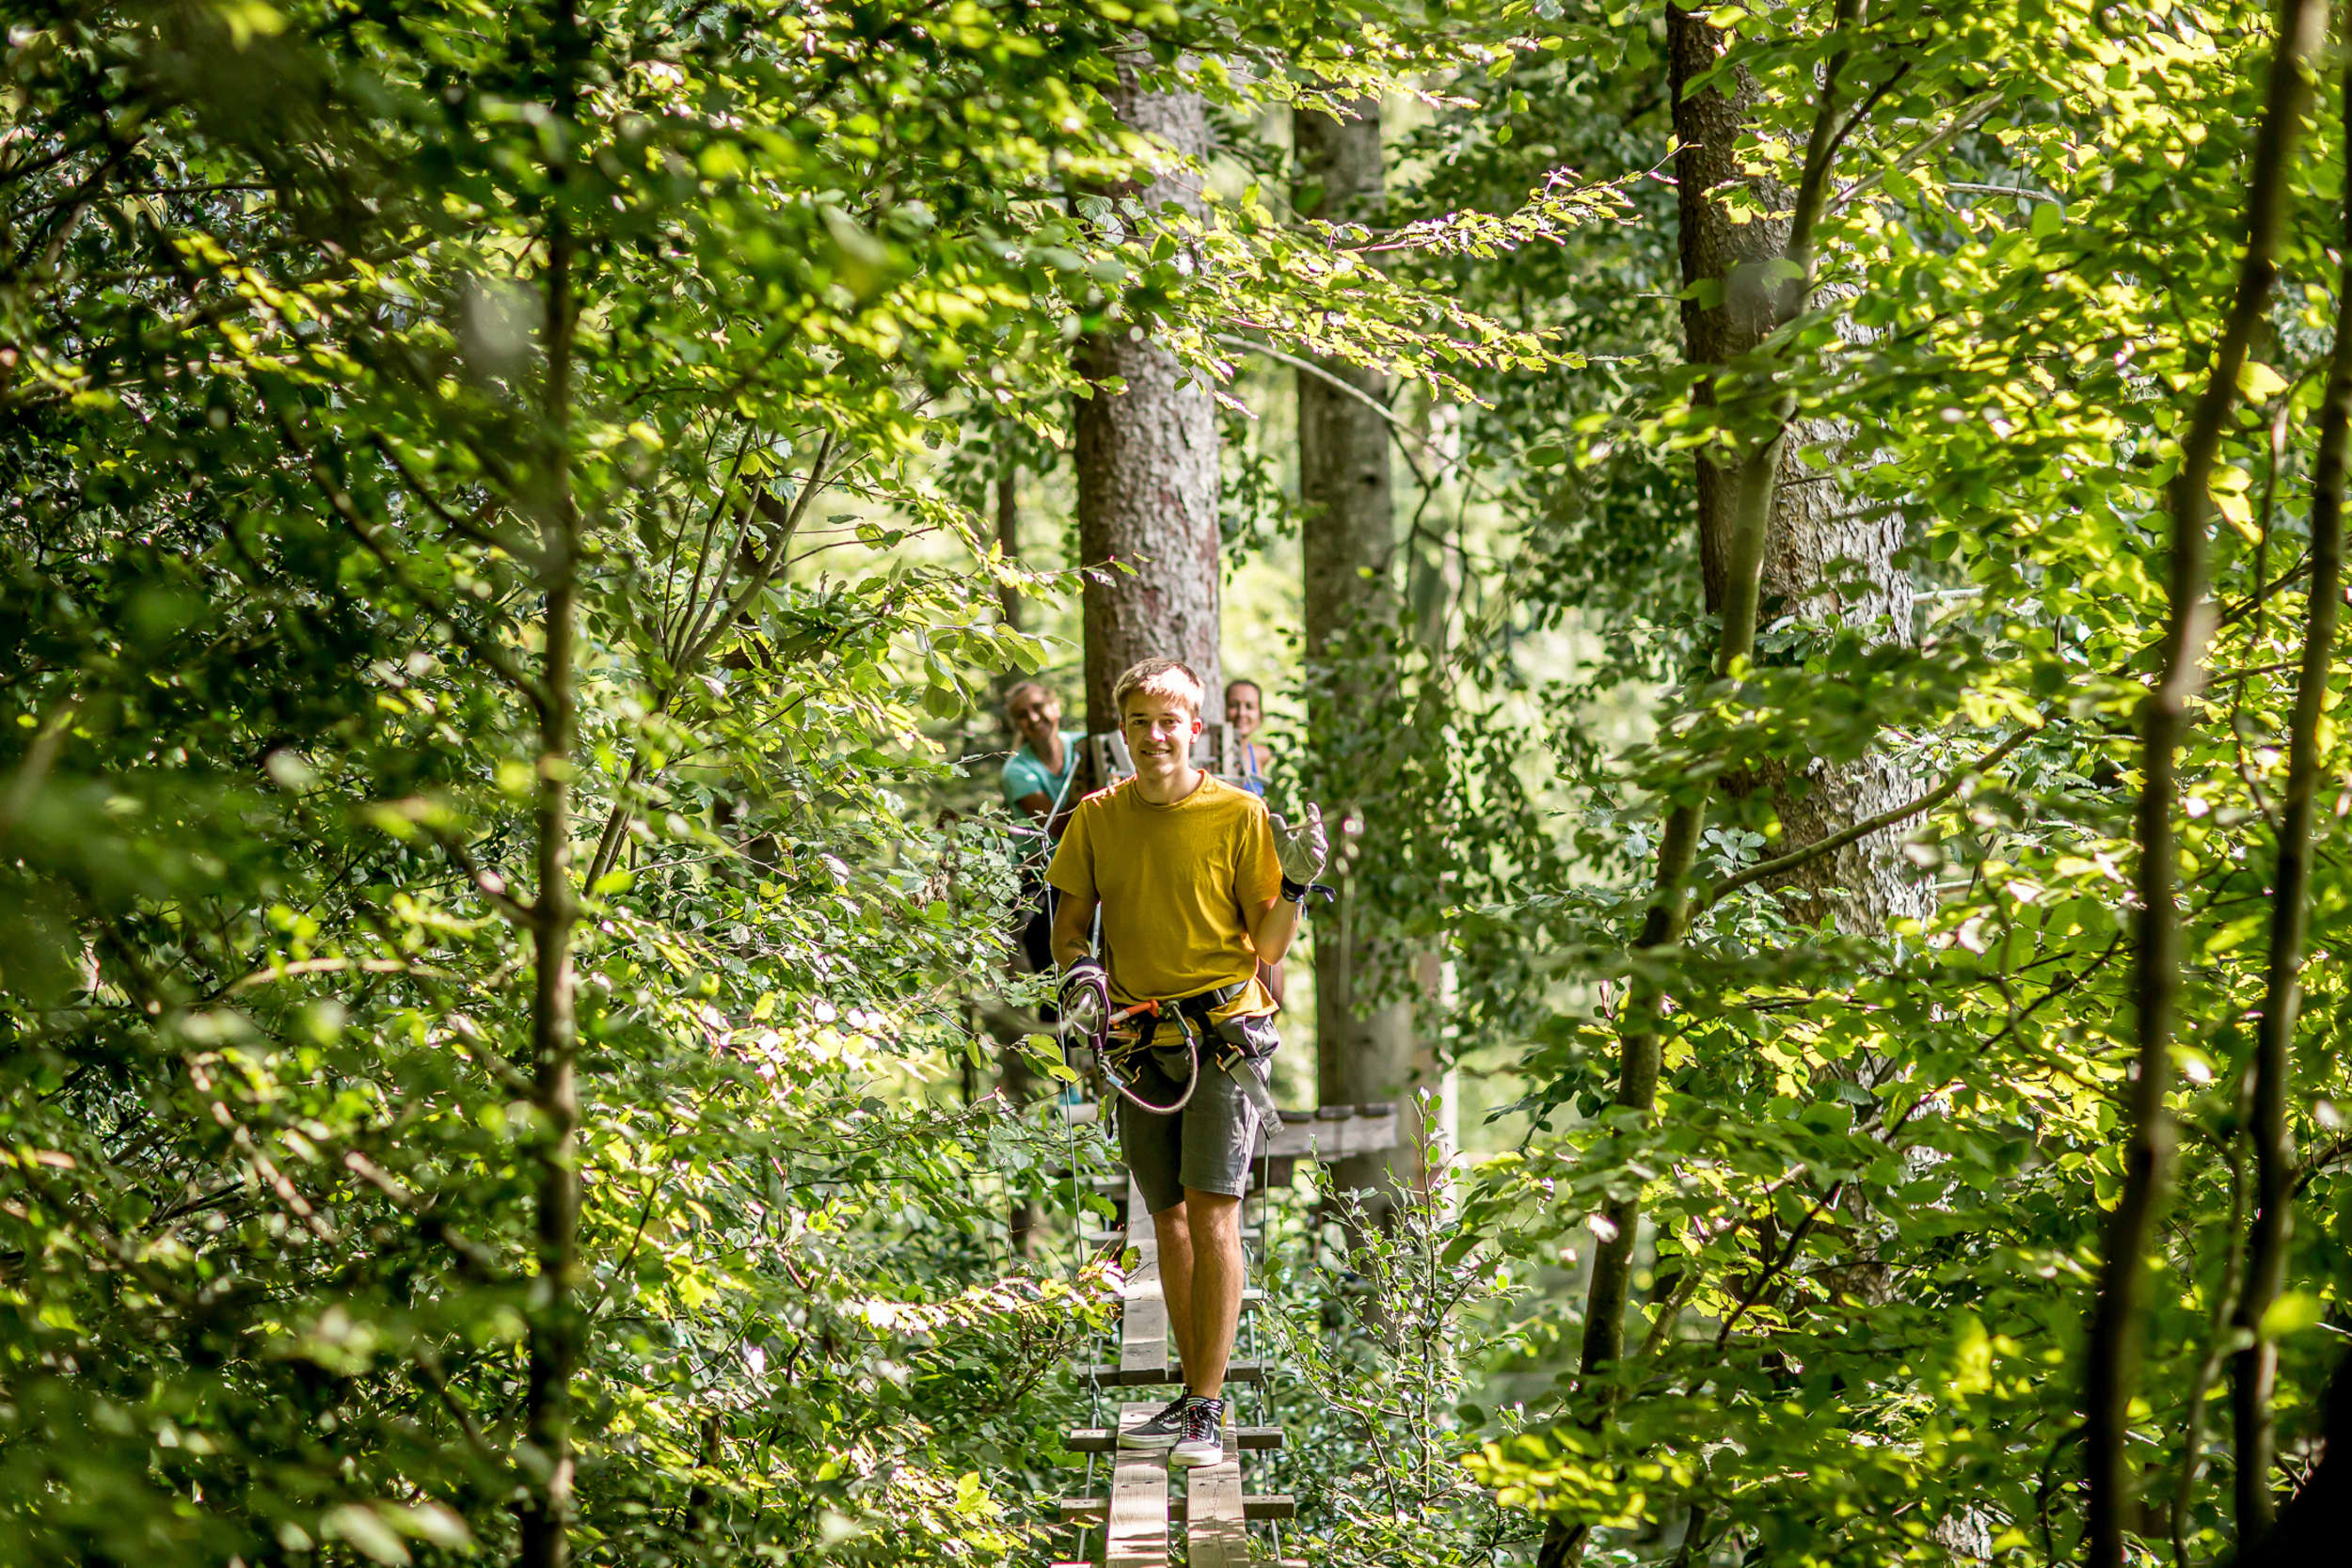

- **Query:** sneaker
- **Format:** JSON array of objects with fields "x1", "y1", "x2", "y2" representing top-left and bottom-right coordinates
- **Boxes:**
[
  {"x1": 1118, "y1": 1393, "x2": 1195, "y2": 1450},
  {"x1": 1170, "y1": 1396, "x2": 1225, "y2": 1468}
]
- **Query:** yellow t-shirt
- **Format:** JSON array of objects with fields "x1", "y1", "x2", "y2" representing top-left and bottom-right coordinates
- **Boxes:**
[{"x1": 1046, "y1": 772, "x2": 1282, "y2": 1016}]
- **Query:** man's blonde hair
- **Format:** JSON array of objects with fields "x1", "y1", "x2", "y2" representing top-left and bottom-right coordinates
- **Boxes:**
[{"x1": 1113, "y1": 657, "x2": 1206, "y2": 721}]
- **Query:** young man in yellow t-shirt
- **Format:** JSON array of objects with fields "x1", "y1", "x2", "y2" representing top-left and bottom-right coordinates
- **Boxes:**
[{"x1": 1048, "y1": 657, "x2": 1327, "y2": 1467}]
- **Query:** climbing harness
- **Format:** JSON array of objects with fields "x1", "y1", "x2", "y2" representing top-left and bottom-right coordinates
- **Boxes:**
[{"x1": 1061, "y1": 971, "x2": 1286, "y2": 1134}]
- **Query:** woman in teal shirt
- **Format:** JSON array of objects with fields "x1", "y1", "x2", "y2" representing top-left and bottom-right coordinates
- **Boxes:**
[{"x1": 1001, "y1": 681, "x2": 1082, "y2": 830}]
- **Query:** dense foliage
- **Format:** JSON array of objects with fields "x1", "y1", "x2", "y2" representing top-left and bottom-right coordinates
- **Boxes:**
[{"x1": 6, "y1": 0, "x2": 2350, "y2": 1565}]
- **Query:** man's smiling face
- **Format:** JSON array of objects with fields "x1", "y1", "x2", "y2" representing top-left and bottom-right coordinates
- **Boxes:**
[{"x1": 1120, "y1": 692, "x2": 1200, "y2": 777}]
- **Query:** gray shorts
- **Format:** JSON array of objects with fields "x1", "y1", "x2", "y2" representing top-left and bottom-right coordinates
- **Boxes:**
[{"x1": 1117, "y1": 1026, "x2": 1278, "y2": 1215}]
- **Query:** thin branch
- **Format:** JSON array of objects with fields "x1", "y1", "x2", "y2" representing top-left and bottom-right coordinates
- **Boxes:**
[
  {"x1": 368, "y1": 432, "x2": 533, "y2": 560},
  {"x1": 668, "y1": 435, "x2": 755, "y2": 663},
  {"x1": 423, "y1": 827, "x2": 537, "y2": 928},
  {"x1": 270, "y1": 398, "x2": 548, "y2": 711},
  {"x1": 1831, "y1": 92, "x2": 2001, "y2": 211},
  {"x1": 1, "y1": 695, "x2": 81, "y2": 832},
  {"x1": 1815, "y1": 61, "x2": 1914, "y2": 189},
  {"x1": 678, "y1": 433, "x2": 840, "y2": 673},
  {"x1": 2230, "y1": 62, "x2": 2352, "y2": 1533},
  {"x1": 1701, "y1": 723, "x2": 2037, "y2": 906},
  {"x1": 1714, "y1": 1182, "x2": 1845, "y2": 1349},
  {"x1": 2084, "y1": 2, "x2": 2328, "y2": 1560}
]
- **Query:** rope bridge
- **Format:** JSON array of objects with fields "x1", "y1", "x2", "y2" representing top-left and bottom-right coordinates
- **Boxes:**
[{"x1": 1049, "y1": 1105, "x2": 1404, "y2": 1567}]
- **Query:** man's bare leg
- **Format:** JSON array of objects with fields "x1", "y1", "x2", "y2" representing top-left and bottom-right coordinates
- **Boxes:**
[
  {"x1": 1151, "y1": 1200, "x2": 1196, "y2": 1380},
  {"x1": 1179, "y1": 1187, "x2": 1244, "y2": 1398}
]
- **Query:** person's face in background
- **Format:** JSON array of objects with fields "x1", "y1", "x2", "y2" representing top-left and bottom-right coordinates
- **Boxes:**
[
  {"x1": 1224, "y1": 681, "x2": 1262, "y2": 739},
  {"x1": 1007, "y1": 686, "x2": 1061, "y2": 750}
]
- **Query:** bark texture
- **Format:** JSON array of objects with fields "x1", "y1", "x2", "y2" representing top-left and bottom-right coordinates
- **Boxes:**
[
  {"x1": 1076, "y1": 69, "x2": 1221, "y2": 740},
  {"x1": 1295, "y1": 97, "x2": 1419, "y2": 1215},
  {"x1": 1668, "y1": 6, "x2": 1927, "y2": 935}
]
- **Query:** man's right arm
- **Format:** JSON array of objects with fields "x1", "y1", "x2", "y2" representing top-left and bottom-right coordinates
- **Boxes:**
[{"x1": 1051, "y1": 889, "x2": 1097, "y2": 970}]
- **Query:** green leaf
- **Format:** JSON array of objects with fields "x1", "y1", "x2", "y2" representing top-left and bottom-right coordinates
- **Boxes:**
[
  {"x1": 2261, "y1": 1291, "x2": 2325, "y2": 1338},
  {"x1": 321, "y1": 1506, "x2": 412, "y2": 1566},
  {"x1": 2239, "y1": 359, "x2": 2291, "y2": 401}
]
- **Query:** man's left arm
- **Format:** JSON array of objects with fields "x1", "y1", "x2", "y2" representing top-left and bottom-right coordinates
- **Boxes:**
[{"x1": 1248, "y1": 892, "x2": 1304, "y2": 966}]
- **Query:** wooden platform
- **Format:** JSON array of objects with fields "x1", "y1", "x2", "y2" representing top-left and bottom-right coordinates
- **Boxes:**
[{"x1": 1080, "y1": 1359, "x2": 1266, "y2": 1387}]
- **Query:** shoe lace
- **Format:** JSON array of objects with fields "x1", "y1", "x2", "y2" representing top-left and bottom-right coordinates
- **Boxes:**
[{"x1": 1184, "y1": 1401, "x2": 1222, "y2": 1444}]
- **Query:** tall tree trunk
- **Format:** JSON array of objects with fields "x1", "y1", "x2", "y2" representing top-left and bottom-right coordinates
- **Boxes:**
[
  {"x1": 1295, "y1": 97, "x2": 1419, "y2": 1218},
  {"x1": 518, "y1": 145, "x2": 582, "y2": 1568},
  {"x1": 2228, "y1": 38, "x2": 2351, "y2": 1544},
  {"x1": 1670, "y1": 5, "x2": 1925, "y2": 933},
  {"x1": 995, "y1": 460, "x2": 1024, "y2": 643},
  {"x1": 1539, "y1": 9, "x2": 1866, "y2": 1563},
  {"x1": 1075, "y1": 68, "x2": 1221, "y2": 746},
  {"x1": 2085, "y1": 2, "x2": 2328, "y2": 1561},
  {"x1": 2233, "y1": 1341, "x2": 2352, "y2": 1568}
]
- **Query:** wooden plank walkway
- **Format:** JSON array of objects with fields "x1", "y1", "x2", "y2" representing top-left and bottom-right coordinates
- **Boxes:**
[
  {"x1": 1057, "y1": 1108, "x2": 1405, "y2": 1565},
  {"x1": 1059, "y1": 1101, "x2": 1400, "y2": 1160}
]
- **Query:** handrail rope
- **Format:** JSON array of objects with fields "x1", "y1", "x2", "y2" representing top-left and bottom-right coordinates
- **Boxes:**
[{"x1": 1060, "y1": 1106, "x2": 1100, "y2": 1566}]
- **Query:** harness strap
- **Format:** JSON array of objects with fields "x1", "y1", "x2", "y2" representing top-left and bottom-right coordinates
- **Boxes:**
[
  {"x1": 1219, "y1": 1050, "x2": 1283, "y2": 1134},
  {"x1": 1105, "y1": 981, "x2": 1284, "y2": 1134}
]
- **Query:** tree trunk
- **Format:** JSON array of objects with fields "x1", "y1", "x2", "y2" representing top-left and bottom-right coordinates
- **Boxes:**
[
  {"x1": 1295, "y1": 97, "x2": 1419, "y2": 1218},
  {"x1": 2084, "y1": 2, "x2": 2327, "y2": 1560},
  {"x1": 517, "y1": 213, "x2": 582, "y2": 1568},
  {"x1": 1075, "y1": 68, "x2": 1221, "y2": 746},
  {"x1": 1539, "y1": 13, "x2": 1866, "y2": 1562},
  {"x1": 2228, "y1": 24, "x2": 2350, "y2": 1544},
  {"x1": 1669, "y1": 5, "x2": 1926, "y2": 935},
  {"x1": 995, "y1": 461, "x2": 1024, "y2": 641}
]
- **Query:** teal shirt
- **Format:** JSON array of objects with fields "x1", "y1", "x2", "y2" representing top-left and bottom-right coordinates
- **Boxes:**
[{"x1": 1001, "y1": 730, "x2": 1083, "y2": 811}]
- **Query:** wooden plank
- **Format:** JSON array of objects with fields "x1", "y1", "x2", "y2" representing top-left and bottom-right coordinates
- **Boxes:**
[
  {"x1": 1059, "y1": 1497, "x2": 1296, "y2": 1526},
  {"x1": 1082, "y1": 1360, "x2": 1264, "y2": 1387},
  {"x1": 1067, "y1": 1100, "x2": 1392, "y2": 1151},
  {"x1": 1117, "y1": 1176, "x2": 1168, "y2": 1385},
  {"x1": 1103, "y1": 1402, "x2": 1170, "y2": 1568},
  {"x1": 1184, "y1": 1403, "x2": 1254, "y2": 1568},
  {"x1": 1264, "y1": 1108, "x2": 1400, "y2": 1161},
  {"x1": 1068, "y1": 1425, "x2": 1282, "y2": 1453}
]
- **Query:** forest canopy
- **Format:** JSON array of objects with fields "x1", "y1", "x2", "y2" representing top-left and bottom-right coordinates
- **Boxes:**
[{"x1": 4, "y1": 0, "x2": 2350, "y2": 1565}]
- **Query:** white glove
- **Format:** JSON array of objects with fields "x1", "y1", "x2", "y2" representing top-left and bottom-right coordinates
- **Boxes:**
[{"x1": 1269, "y1": 802, "x2": 1327, "y2": 887}]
